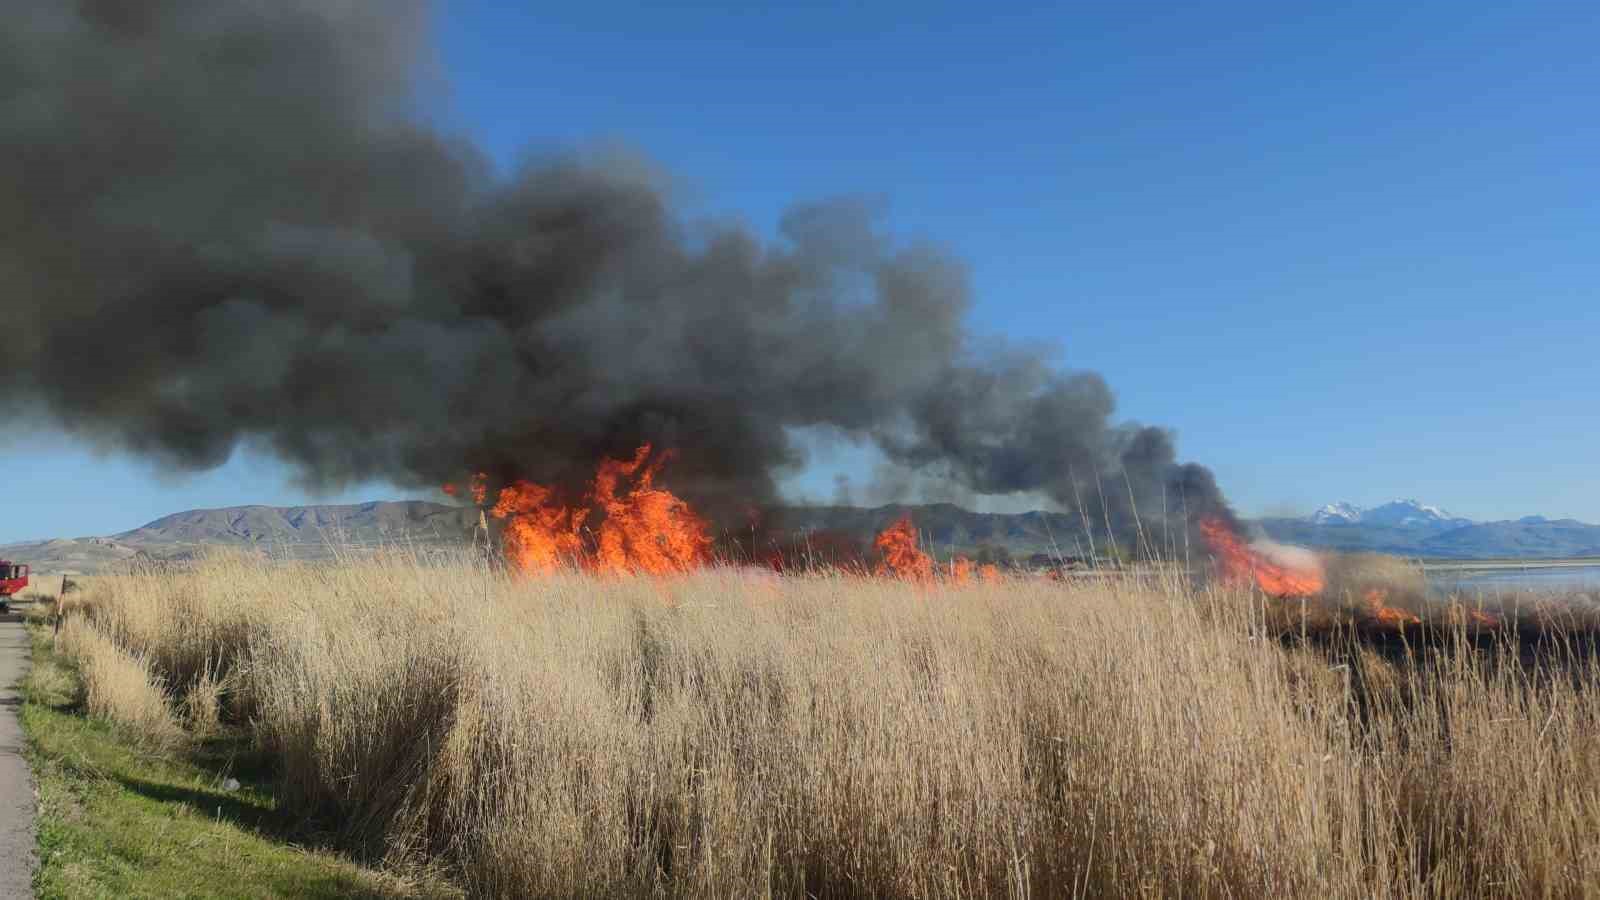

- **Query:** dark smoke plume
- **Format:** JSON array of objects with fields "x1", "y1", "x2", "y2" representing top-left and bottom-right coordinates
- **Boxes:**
[{"x1": 0, "y1": 1, "x2": 1233, "y2": 548}]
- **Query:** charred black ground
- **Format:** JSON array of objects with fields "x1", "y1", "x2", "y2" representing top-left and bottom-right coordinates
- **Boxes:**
[{"x1": 1, "y1": 1, "x2": 1233, "y2": 546}]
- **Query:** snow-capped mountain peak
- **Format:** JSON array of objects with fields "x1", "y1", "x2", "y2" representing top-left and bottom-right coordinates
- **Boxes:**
[
  {"x1": 1311, "y1": 502, "x2": 1364, "y2": 524},
  {"x1": 1308, "y1": 499, "x2": 1472, "y2": 528},
  {"x1": 1364, "y1": 499, "x2": 1467, "y2": 527}
]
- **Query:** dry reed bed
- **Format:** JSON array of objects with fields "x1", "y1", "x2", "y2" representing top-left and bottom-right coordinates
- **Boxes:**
[{"x1": 51, "y1": 553, "x2": 1600, "y2": 898}]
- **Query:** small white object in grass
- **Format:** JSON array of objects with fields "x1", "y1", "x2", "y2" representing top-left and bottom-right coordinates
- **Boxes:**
[{"x1": 221, "y1": 777, "x2": 241, "y2": 792}]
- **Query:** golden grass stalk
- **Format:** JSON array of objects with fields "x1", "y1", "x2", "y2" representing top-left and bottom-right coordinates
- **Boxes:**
[{"x1": 57, "y1": 615, "x2": 185, "y2": 751}]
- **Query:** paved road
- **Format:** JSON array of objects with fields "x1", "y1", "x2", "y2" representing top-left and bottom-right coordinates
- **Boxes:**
[{"x1": 0, "y1": 608, "x2": 34, "y2": 898}]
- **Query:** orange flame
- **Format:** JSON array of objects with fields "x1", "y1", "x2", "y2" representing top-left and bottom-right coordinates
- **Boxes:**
[
  {"x1": 1362, "y1": 588, "x2": 1421, "y2": 626},
  {"x1": 491, "y1": 481, "x2": 586, "y2": 573},
  {"x1": 442, "y1": 472, "x2": 488, "y2": 506},
  {"x1": 589, "y1": 445, "x2": 713, "y2": 575},
  {"x1": 1199, "y1": 517, "x2": 1325, "y2": 598},
  {"x1": 485, "y1": 444, "x2": 712, "y2": 576},
  {"x1": 872, "y1": 516, "x2": 1000, "y2": 583},
  {"x1": 949, "y1": 557, "x2": 1001, "y2": 583},
  {"x1": 873, "y1": 515, "x2": 934, "y2": 580},
  {"x1": 1443, "y1": 602, "x2": 1500, "y2": 629}
]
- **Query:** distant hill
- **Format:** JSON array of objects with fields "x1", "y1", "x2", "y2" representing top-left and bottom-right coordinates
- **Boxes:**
[
  {"x1": 1408, "y1": 519, "x2": 1600, "y2": 559},
  {"x1": 113, "y1": 501, "x2": 479, "y2": 550},
  {"x1": 0, "y1": 536, "x2": 145, "y2": 577},
  {"x1": 770, "y1": 503, "x2": 1092, "y2": 559},
  {"x1": 5, "y1": 497, "x2": 1598, "y2": 574},
  {"x1": 1, "y1": 501, "x2": 480, "y2": 574}
]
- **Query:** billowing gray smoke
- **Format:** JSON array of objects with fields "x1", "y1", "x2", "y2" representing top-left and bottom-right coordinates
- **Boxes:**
[{"x1": 0, "y1": 0, "x2": 1235, "y2": 548}]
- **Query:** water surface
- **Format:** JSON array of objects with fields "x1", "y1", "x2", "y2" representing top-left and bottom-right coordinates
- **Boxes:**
[{"x1": 1429, "y1": 564, "x2": 1600, "y2": 595}]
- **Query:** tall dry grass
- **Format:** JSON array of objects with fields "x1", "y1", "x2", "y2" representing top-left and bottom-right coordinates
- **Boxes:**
[
  {"x1": 56, "y1": 615, "x2": 185, "y2": 751},
  {"x1": 54, "y1": 550, "x2": 1600, "y2": 898}
]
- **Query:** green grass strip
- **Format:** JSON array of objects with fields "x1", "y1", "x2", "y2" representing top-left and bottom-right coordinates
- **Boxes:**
[{"x1": 19, "y1": 623, "x2": 457, "y2": 900}]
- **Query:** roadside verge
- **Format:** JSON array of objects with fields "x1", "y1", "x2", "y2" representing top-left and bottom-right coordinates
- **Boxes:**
[{"x1": 18, "y1": 613, "x2": 459, "y2": 899}]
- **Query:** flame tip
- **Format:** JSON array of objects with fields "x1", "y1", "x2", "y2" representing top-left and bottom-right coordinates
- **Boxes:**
[{"x1": 490, "y1": 446, "x2": 711, "y2": 576}]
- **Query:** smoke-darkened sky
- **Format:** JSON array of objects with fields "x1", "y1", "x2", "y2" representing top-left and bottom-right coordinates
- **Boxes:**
[{"x1": 4, "y1": 1, "x2": 1598, "y2": 543}]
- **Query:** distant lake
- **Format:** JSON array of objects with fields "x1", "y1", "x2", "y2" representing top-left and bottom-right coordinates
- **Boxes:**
[{"x1": 1429, "y1": 565, "x2": 1600, "y2": 594}]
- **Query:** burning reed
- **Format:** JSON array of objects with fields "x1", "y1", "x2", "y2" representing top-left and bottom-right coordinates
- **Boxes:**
[{"x1": 50, "y1": 551, "x2": 1600, "y2": 898}]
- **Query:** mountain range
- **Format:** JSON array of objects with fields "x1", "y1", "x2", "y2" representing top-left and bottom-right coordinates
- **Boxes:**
[
  {"x1": 1308, "y1": 499, "x2": 1470, "y2": 528},
  {"x1": 0, "y1": 501, "x2": 1090, "y2": 575},
  {"x1": 1259, "y1": 499, "x2": 1600, "y2": 559},
  {"x1": 3, "y1": 498, "x2": 1597, "y2": 574}
]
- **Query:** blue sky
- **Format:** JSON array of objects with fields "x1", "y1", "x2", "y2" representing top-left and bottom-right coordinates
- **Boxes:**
[{"x1": 5, "y1": 0, "x2": 1598, "y2": 542}]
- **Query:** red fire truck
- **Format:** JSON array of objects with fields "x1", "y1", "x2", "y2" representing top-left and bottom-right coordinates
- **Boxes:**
[{"x1": 0, "y1": 561, "x2": 28, "y2": 613}]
